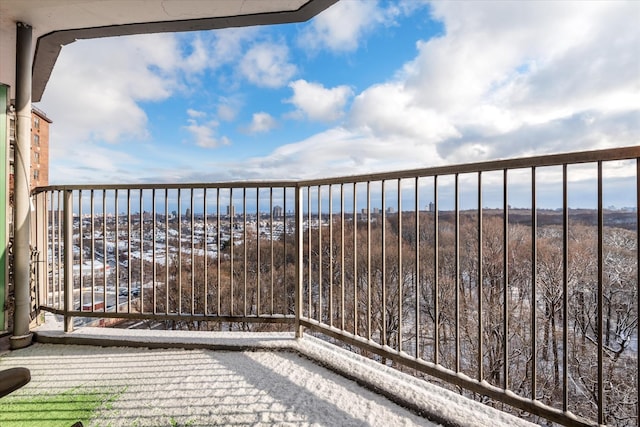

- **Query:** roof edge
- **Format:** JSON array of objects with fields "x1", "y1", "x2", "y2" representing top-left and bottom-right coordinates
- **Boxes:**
[{"x1": 32, "y1": 0, "x2": 337, "y2": 101}]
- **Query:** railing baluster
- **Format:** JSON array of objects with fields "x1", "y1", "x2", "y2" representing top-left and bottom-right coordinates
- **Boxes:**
[
  {"x1": 367, "y1": 181, "x2": 372, "y2": 341},
  {"x1": 530, "y1": 168, "x2": 536, "y2": 399},
  {"x1": 341, "y1": 183, "x2": 345, "y2": 332},
  {"x1": 562, "y1": 164, "x2": 568, "y2": 412},
  {"x1": 152, "y1": 188, "x2": 157, "y2": 315},
  {"x1": 114, "y1": 190, "x2": 119, "y2": 313},
  {"x1": 382, "y1": 179, "x2": 386, "y2": 347},
  {"x1": 191, "y1": 188, "x2": 195, "y2": 315},
  {"x1": 257, "y1": 188, "x2": 261, "y2": 316},
  {"x1": 318, "y1": 185, "x2": 322, "y2": 323},
  {"x1": 295, "y1": 184, "x2": 304, "y2": 338},
  {"x1": 478, "y1": 172, "x2": 484, "y2": 382},
  {"x1": 455, "y1": 173, "x2": 460, "y2": 373},
  {"x1": 397, "y1": 178, "x2": 403, "y2": 354},
  {"x1": 178, "y1": 188, "x2": 182, "y2": 314},
  {"x1": 597, "y1": 161, "x2": 604, "y2": 425},
  {"x1": 243, "y1": 187, "x2": 247, "y2": 317},
  {"x1": 63, "y1": 190, "x2": 73, "y2": 332},
  {"x1": 216, "y1": 189, "x2": 221, "y2": 315},
  {"x1": 329, "y1": 184, "x2": 333, "y2": 327},
  {"x1": 415, "y1": 177, "x2": 420, "y2": 359},
  {"x1": 139, "y1": 189, "x2": 144, "y2": 313},
  {"x1": 353, "y1": 182, "x2": 358, "y2": 336},
  {"x1": 78, "y1": 190, "x2": 84, "y2": 313},
  {"x1": 165, "y1": 189, "x2": 169, "y2": 315},
  {"x1": 204, "y1": 188, "x2": 208, "y2": 316},
  {"x1": 90, "y1": 190, "x2": 95, "y2": 312},
  {"x1": 434, "y1": 176, "x2": 439, "y2": 365},
  {"x1": 503, "y1": 169, "x2": 509, "y2": 390},
  {"x1": 127, "y1": 189, "x2": 131, "y2": 313}
]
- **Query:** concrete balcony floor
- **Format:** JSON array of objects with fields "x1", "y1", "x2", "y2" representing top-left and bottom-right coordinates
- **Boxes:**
[{"x1": 0, "y1": 317, "x2": 536, "y2": 427}]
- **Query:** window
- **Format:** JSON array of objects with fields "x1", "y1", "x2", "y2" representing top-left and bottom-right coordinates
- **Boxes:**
[
  {"x1": 33, "y1": 169, "x2": 39, "y2": 180},
  {"x1": 34, "y1": 152, "x2": 39, "y2": 164},
  {"x1": 34, "y1": 116, "x2": 40, "y2": 130},
  {"x1": 33, "y1": 134, "x2": 39, "y2": 146}
]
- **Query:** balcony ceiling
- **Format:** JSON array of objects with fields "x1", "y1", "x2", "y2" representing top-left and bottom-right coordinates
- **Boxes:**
[{"x1": 0, "y1": 0, "x2": 337, "y2": 101}]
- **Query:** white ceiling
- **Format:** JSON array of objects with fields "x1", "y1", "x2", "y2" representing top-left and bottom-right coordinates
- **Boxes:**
[{"x1": 0, "y1": 0, "x2": 337, "y2": 101}]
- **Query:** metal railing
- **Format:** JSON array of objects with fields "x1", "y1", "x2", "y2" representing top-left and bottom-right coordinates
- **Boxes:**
[{"x1": 32, "y1": 147, "x2": 640, "y2": 427}]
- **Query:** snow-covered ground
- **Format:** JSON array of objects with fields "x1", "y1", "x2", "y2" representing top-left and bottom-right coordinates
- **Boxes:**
[{"x1": 0, "y1": 318, "x2": 536, "y2": 427}]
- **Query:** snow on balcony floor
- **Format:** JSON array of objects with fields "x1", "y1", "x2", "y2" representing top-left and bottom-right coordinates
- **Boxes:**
[{"x1": 0, "y1": 317, "x2": 536, "y2": 427}]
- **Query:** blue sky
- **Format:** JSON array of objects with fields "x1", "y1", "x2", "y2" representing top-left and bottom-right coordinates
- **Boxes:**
[{"x1": 37, "y1": 0, "x2": 639, "y2": 205}]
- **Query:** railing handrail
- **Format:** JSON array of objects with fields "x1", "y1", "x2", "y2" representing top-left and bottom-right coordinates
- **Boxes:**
[{"x1": 32, "y1": 146, "x2": 640, "y2": 194}]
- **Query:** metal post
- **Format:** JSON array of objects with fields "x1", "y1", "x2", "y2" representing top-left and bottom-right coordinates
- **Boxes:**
[
  {"x1": 63, "y1": 190, "x2": 74, "y2": 332},
  {"x1": 295, "y1": 185, "x2": 304, "y2": 338},
  {"x1": 11, "y1": 22, "x2": 33, "y2": 349}
]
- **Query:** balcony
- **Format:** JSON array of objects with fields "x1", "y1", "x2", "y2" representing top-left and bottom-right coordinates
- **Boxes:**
[{"x1": 4, "y1": 146, "x2": 639, "y2": 426}]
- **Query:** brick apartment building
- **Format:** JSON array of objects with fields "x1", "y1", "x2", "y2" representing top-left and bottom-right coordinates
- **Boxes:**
[{"x1": 8, "y1": 106, "x2": 51, "y2": 200}]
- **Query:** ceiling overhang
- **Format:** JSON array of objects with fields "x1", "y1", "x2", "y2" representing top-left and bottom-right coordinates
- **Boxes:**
[{"x1": 0, "y1": 0, "x2": 338, "y2": 101}]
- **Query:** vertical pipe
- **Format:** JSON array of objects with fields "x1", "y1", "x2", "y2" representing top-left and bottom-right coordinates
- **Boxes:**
[
  {"x1": 478, "y1": 172, "x2": 484, "y2": 381},
  {"x1": 295, "y1": 185, "x2": 304, "y2": 338},
  {"x1": 63, "y1": 190, "x2": 73, "y2": 332},
  {"x1": 11, "y1": 22, "x2": 33, "y2": 348},
  {"x1": 597, "y1": 161, "x2": 604, "y2": 425},
  {"x1": 562, "y1": 164, "x2": 569, "y2": 411},
  {"x1": 531, "y1": 168, "x2": 537, "y2": 399},
  {"x1": 503, "y1": 169, "x2": 509, "y2": 390},
  {"x1": 455, "y1": 173, "x2": 460, "y2": 372}
]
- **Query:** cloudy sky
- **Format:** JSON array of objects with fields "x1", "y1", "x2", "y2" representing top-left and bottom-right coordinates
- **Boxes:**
[{"x1": 37, "y1": 0, "x2": 639, "y2": 187}]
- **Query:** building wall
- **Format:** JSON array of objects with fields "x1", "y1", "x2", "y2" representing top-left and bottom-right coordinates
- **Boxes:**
[{"x1": 30, "y1": 108, "x2": 50, "y2": 189}]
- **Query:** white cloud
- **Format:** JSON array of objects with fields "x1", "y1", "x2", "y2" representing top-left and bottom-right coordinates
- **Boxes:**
[
  {"x1": 299, "y1": 0, "x2": 429, "y2": 53},
  {"x1": 184, "y1": 117, "x2": 229, "y2": 149},
  {"x1": 299, "y1": 0, "x2": 382, "y2": 52},
  {"x1": 286, "y1": 80, "x2": 353, "y2": 122},
  {"x1": 187, "y1": 109, "x2": 207, "y2": 118},
  {"x1": 239, "y1": 42, "x2": 297, "y2": 88},
  {"x1": 247, "y1": 112, "x2": 277, "y2": 134}
]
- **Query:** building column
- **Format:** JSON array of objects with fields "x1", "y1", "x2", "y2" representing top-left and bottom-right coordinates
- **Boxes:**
[{"x1": 11, "y1": 22, "x2": 33, "y2": 349}]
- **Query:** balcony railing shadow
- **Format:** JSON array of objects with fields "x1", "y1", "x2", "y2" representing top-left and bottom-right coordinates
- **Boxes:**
[{"x1": 28, "y1": 146, "x2": 640, "y2": 427}]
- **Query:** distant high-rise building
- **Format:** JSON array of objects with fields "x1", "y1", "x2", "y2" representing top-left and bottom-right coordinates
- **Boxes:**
[
  {"x1": 226, "y1": 205, "x2": 236, "y2": 217},
  {"x1": 272, "y1": 205, "x2": 283, "y2": 218}
]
